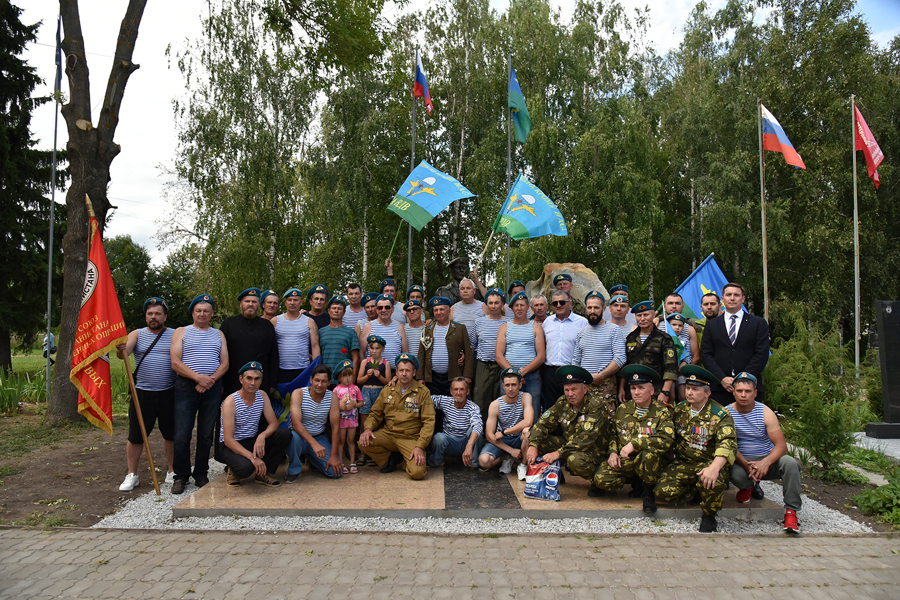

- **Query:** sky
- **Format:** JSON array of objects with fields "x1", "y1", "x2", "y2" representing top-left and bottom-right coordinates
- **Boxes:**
[{"x1": 21, "y1": 0, "x2": 900, "y2": 266}]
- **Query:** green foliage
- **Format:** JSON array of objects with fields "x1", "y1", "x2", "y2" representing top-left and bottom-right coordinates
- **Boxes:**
[
  {"x1": 861, "y1": 356, "x2": 884, "y2": 421},
  {"x1": 0, "y1": 370, "x2": 25, "y2": 414},
  {"x1": 852, "y1": 475, "x2": 900, "y2": 527},
  {"x1": 846, "y1": 447, "x2": 900, "y2": 479}
]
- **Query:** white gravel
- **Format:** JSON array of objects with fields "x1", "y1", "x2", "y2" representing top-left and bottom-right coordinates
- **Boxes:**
[{"x1": 94, "y1": 463, "x2": 873, "y2": 534}]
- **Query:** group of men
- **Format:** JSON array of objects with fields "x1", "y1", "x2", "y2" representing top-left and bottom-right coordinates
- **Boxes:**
[{"x1": 115, "y1": 266, "x2": 798, "y2": 533}]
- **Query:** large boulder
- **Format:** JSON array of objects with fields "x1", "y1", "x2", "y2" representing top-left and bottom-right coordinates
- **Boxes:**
[{"x1": 525, "y1": 263, "x2": 608, "y2": 305}]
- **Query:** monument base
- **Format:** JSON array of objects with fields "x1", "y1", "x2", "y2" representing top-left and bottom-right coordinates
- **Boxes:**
[{"x1": 865, "y1": 422, "x2": 900, "y2": 439}]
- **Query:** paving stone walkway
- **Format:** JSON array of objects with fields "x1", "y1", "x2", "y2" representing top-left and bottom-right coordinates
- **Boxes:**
[{"x1": 1, "y1": 527, "x2": 897, "y2": 599}]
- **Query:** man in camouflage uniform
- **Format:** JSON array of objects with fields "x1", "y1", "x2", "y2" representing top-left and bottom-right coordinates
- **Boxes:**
[
  {"x1": 619, "y1": 300, "x2": 678, "y2": 407},
  {"x1": 654, "y1": 365, "x2": 737, "y2": 532},
  {"x1": 526, "y1": 365, "x2": 607, "y2": 495},
  {"x1": 593, "y1": 365, "x2": 674, "y2": 513}
]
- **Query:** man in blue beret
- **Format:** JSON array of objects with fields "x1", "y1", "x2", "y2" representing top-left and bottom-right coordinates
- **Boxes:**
[
  {"x1": 418, "y1": 296, "x2": 474, "y2": 396},
  {"x1": 619, "y1": 300, "x2": 678, "y2": 408},
  {"x1": 359, "y1": 294, "x2": 408, "y2": 370},
  {"x1": 170, "y1": 294, "x2": 229, "y2": 494},
  {"x1": 273, "y1": 288, "x2": 320, "y2": 384},
  {"x1": 260, "y1": 289, "x2": 280, "y2": 321},
  {"x1": 378, "y1": 276, "x2": 407, "y2": 324},
  {"x1": 404, "y1": 299, "x2": 427, "y2": 358},
  {"x1": 115, "y1": 297, "x2": 176, "y2": 491},
  {"x1": 354, "y1": 292, "x2": 380, "y2": 340},
  {"x1": 602, "y1": 284, "x2": 637, "y2": 329},
  {"x1": 318, "y1": 295, "x2": 360, "y2": 382},
  {"x1": 306, "y1": 284, "x2": 331, "y2": 330},
  {"x1": 220, "y1": 288, "x2": 280, "y2": 399}
]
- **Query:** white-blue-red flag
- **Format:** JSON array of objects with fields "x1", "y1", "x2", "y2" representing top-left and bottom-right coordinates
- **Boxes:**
[
  {"x1": 414, "y1": 50, "x2": 433, "y2": 115},
  {"x1": 761, "y1": 104, "x2": 806, "y2": 169}
]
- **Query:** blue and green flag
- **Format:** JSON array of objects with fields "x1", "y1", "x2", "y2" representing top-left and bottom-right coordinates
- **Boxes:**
[
  {"x1": 508, "y1": 65, "x2": 531, "y2": 143},
  {"x1": 388, "y1": 160, "x2": 476, "y2": 231},
  {"x1": 673, "y1": 254, "x2": 730, "y2": 319},
  {"x1": 492, "y1": 173, "x2": 567, "y2": 240}
]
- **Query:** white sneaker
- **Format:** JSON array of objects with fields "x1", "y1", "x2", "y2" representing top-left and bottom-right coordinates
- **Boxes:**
[
  {"x1": 499, "y1": 457, "x2": 514, "y2": 474},
  {"x1": 517, "y1": 463, "x2": 528, "y2": 481},
  {"x1": 165, "y1": 471, "x2": 175, "y2": 484},
  {"x1": 119, "y1": 473, "x2": 139, "y2": 491}
]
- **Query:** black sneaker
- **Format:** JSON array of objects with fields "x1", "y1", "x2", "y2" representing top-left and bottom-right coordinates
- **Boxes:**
[
  {"x1": 641, "y1": 482, "x2": 657, "y2": 513},
  {"x1": 284, "y1": 473, "x2": 300, "y2": 483},
  {"x1": 171, "y1": 479, "x2": 186, "y2": 495},
  {"x1": 699, "y1": 513, "x2": 717, "y2": 533},
  {"x1": 381, "y1": 452, "x2": 403, "y2": 474},
  {"x1": 751, "y1": 481, "x2": 765, "y2": 500},
  {"x1": 587, "y1": 483, "x2": 605, "y2": 497}
]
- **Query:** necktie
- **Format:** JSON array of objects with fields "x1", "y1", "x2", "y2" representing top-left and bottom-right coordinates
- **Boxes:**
[{"x1": 728, "y1": 315, "x2": 737, "y2": 345}]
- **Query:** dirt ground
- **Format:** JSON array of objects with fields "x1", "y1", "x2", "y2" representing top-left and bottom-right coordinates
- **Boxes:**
[{"x1": 0, "y1": 404, "x2": 896, "y2": 531}]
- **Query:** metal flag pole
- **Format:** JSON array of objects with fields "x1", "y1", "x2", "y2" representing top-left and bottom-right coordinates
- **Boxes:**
[
  {"x1": 506, "y1": 53, "x2": 512, "y2": 293},
  {"x1": 851, "y1": 94, "x2": 860, "y2": 372},
  {"x1": 408, "y1": 47, "x2": 417, "y2": 293},
  {"x1": 757, "y1": 99, "x2": 770, "y2": 323},
  {"x1": 45, "y1": 14, "x2": 62, "y2": 396}
]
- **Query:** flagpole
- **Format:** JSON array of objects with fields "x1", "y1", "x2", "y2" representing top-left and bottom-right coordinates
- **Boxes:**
[
  {"x1": 408, "y1": 47, "x2": 417, "y2": 293},
  {"x1": 757, "y1": 99, "x2": 770, "y2": 323},
  {"x1": 506, "y1": 53, "x2": 512, "y2": 293},
  {"x1": 852, "y1": 94, "x2": 860, "y2": 372},
  {"x1": 45, "y1": 15, "x2": 62, "y2": 397}
]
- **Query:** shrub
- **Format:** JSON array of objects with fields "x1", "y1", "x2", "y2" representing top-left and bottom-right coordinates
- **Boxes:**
[{"x1": 852, "y1": 475, "x2": 900, "y2": 528}]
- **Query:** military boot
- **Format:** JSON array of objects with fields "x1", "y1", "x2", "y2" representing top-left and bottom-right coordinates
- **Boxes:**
[
  {"x1": 641, "y1": 481, "x2": 657, "y2": 513},
  {"x1": 699, "y1": 513, "x2": 718, "y2": 533}
]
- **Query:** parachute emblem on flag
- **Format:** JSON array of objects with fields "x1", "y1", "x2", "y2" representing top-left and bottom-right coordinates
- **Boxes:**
[{"x1": 407, "y1": 177, "x2": 437, "y2": 197}]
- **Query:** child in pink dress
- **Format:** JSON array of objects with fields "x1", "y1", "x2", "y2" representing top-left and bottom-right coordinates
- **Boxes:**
[{"x1": 334, "y1": 360, "x2": 363, "y2": 473}]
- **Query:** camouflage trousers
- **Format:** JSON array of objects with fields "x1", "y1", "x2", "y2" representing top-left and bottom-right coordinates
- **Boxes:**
[
  {"x1": 587, "y1": 377, "x2": 619, "y2": 426},
  {"x1": 593, "y1": 449, "x2": 665, "y2": 490},
  {"x1": 538, "y1": 435, "x2": 603, "y2": 479},
  {"x1": 653, "y1": 460, "x2": 731, "y2": 515}
]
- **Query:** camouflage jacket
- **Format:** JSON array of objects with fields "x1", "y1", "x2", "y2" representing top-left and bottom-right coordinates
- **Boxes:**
[
  {"x1": 608, "y1": 400, "x2": 675, "y2": 456},
  {"x1": 530, "y1": 395, "x2": 606, "y2": 460},
  {"x1": 624, "y1": 327, "x2": 679, "y2": 382},
  {"x1": 672, "y1": 399, "x2": 737, "y2": 465}
]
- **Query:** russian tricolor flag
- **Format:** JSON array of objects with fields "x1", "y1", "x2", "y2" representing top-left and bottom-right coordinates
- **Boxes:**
[
  {"x1": 414, "y1": 51, "x2": 433, "y2": 115},
  {"x1": 761, "y1": 104, "x2": 805, "y2": 169}
]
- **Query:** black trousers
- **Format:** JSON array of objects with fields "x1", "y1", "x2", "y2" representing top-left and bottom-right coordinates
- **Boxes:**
[
  {"x1": 218, "y1": 429, "x2": 292, "y2": 479},
  {"x1": 541, "y1": 365, "x2": 565, "y2": 412}
]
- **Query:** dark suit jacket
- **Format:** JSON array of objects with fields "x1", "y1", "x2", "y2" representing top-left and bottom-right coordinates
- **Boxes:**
[{"x1": 699, "y1": 311, "x2": 770, "y2": 403}]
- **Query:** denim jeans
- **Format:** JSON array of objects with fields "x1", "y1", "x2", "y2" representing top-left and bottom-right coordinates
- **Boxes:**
[
  {"x1": 480, "y1": 433, "x2": 523, "y2": 459},
  {"x1": 522, "y1": 370, "x2": 541, "y2": 416},
  {"x1": 173, "y1": 375, "x2": 222, "y2": 482},
  {"x1": 288, "y1": 431, "x2": 339, "y2": 477},
  {"x1": 427, "y1": 428, "x2": 483, "y2": 467}
]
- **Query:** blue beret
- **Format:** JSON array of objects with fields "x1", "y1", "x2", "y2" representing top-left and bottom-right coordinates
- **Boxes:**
[
  {"x1": 260, "y1": 289, "x2": 278, "y2": 303},
  {"x1": 621, "y1": 364, "x2": 660, "y2": 385},
  {"x1": 379, "y1": 278, "x2": 396, "y2": 292},
  {"x1": 500, "y1": 367, "x2": 522, "y2": 379},
  {"x1": 189, "y1": 294, "x2": 214, "y2": 314},
  {"x1": 553, "y1": 273, "x2": 573, "y2": 286},
  {"x1": 367, "y1": 334, "x2": 387, "y2": 347},
  {"x1": 376, "y1": 293, "x2": 394, "y2": 305},
  {"x1": 507, "y1": 280, "x2": 526, "y2": 294},
  {"x1": 333, "y1": 359, "x2": 354, "y2": 375},
  {"x1": 282, "y1": 288, "x2": 303, "y2": 299},
  {"x1": 733, "y1": 371, "x2": 758, "y2": 387},
  {"x1": 609, "y1": 294, "x2": 628, "y2": 305},
  {"x1": 485, "y1": 287, "x2": 507, "y2": 303},
  {"x1": 307, "y1": 284, "x2": 329, "y2": 299},
  {"x1": 609, "y1": 284, "x2": 629, "y2": 295},
  {"x1": 509, "y1": 291, "x2": 529, "y2": 306},
  {"x1": 428, "y1": 296, "x2": 451, "y2": 308},
  {"x1": 395, "y1": 352, "x2": 419, "y2": 370},
  {"x1": 143, "y1": 297, "x2": 168, "y2": 314},
  {"x1": 556, "y1": 365, "x2": 592, "y2": 385},
  {"x1": 631, "y1": 300, "x2": 655, "y2": 314},
  {"x1": 407, "y1": 284, "x2": 425, "y2": 297},
  {"x1": 327, "y1": 295, "x2": 347, "y2": 307},
  {"x1": 404, "y1": 299, "x2": 423, "y2": 311},
  {"x1": 666, "y1": 312, "x2": 686, "y2": 323},
  {"x1": 584, "y1": 290, "x2": 605, "y2": 304},
  {"x1": 237, "y1": 287, "x2": 261, "y2": 301},
  {"x1": 361, "y1": 292, "x2": 379, "y2": 305},
  {"x1": 239, "y1": 361, "x2": 263, "y2": 376}
]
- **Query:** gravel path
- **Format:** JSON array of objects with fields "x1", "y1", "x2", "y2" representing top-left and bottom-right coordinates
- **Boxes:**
[{"x1": 94, "y1": 461, "x2": 872, "y2": 534}]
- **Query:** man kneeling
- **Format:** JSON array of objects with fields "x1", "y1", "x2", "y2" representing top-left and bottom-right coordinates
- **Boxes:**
[
  {"x1": 593, "y1": 365, "x2": 674, "y2": 512},
  {"x1": 478, "y1": 368, "x2": 534, "y2": 476},
  {"x1": 728, "y1": 372, "x2": 801, "y2": 534},
  {"x1": 428, "y1": 378, "x2": 484, "y2": 468},
  {"x1": 218, "y1": 361, "x2": 291, "y2": 487}
]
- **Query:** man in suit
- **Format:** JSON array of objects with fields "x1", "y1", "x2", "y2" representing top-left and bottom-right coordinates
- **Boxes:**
[
  {"x1": 417, "y1": 296, "x2": 474, "y2": 396},
  {"x1": 699, "y1": 282, "x2": 770, "y2": 406}
]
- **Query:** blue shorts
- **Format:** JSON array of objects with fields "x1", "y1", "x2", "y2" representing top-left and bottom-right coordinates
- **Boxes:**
[
  {"x1": 361, "y1": 386, "x2": 382, "y2": 415},
  {"x1": 480, "y1": 433, "x2": 522, "y2": 459}
]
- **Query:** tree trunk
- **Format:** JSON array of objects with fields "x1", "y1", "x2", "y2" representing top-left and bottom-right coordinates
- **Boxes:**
[
  {"x1": 0, "y1": 326, "x2": 11, "y2": 377},
  {"x1": 47, "y1": 0, "x2": 147, "y2": 426}
]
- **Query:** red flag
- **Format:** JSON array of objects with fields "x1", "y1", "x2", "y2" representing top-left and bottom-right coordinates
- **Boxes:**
[
  {"x1": 854, "y1": 106, "x2": 884, "y2": 189},
  {"x1": 70, "y1": 199, "x2": 128, "y2": 434}
]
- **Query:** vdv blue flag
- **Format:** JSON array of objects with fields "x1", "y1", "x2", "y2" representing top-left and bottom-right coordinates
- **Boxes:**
[
  {"x1": 492, "y1": 172, "x2": 567, "y2": 240},
  {"x1": 673, "y1": 254, "x2": 730, "y2": 320},
  {"x1": 388, "y1": 160, "x2": 476, "y2": 231}
]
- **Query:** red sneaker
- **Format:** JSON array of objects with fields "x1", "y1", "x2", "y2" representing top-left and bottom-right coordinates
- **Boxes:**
[
  {"x1": 736, "y1": 487, "x2": 752, "y2": 503},
  {"x1": 783, "y1": 509, "x2": 800, "y2": 534}
]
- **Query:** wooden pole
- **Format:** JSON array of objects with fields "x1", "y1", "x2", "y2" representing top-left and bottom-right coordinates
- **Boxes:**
[{"x1": 121, "y1": 346, "x2": 161, "y2": 495}]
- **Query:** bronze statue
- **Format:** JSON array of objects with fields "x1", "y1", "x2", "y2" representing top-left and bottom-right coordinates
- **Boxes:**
[{"x1": 434, "y1": 257, "x2": 483, "y2": 305}]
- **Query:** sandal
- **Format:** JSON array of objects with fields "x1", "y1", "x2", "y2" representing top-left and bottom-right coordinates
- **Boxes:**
[
  {"x1": 349, "y1": 463, "x2": 358, "y2": 474},
  {"x1": 342, "y1": 466, "x2": 350, "y2": 474},
  {"x1": 254, "y1": 474, "x2": 281, "y2": 487},
  {"x1": 226, "y1": 467, "x2": 241, "y2": 487}
]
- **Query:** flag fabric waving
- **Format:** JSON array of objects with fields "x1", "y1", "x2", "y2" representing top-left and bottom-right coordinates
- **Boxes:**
[
  {"x1": 663, "y1": 315, "x2": 687, "y2": 361},
  {"x1": 414, "y1": 50, "x2": 433, "y2": 115},
  {"x1": 492, "y1": 172, "x2": 567, "y2": 240},
  {"x1": 508, "y1": 65, "x2": 531, "y2": 143},
  {"x1": 387, "y1": 160, "x2": 476, "y2": 231},
  {"x1": 760, "y1": 104, "x2": 806, "y2": 169},
  {"x1": 854, "y1": 106, "x2": 884, "y2": 189},
  {"x1": 673, "y1": 254, "x2": 730, "y2": 321},
  {"x1": 70, "y1": 198, "x2": 128, "y2": 435}
]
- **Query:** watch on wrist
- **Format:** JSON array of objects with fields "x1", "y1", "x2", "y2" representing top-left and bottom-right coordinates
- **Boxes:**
[{"x1": 661, "y1": 390, "x2": 670, "y2": 397}]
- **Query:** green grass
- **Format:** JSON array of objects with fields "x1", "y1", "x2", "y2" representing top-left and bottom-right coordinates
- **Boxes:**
[
  {"x1": 0, "y1": 421, "x2": 93, "y2": 458},
  {"x1": 12, "y1": 353, "x2": 53, "y2": 375},
  {"x1": 12, "y1": 510, "x2": 75, "y2": 527},
  {"x1": 846, "y1": 447, "x2": 900, "y2": 479},
  {"x1": 0, "y1": 465, "x2": 22, "y2": 477}
]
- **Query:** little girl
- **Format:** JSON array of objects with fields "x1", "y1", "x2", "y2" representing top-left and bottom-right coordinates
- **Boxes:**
[
  {"x1": 357, "y1": 335, "x2": 391, "y2": 466},
  {"x1": 333, "y1": 360, "x2": 364, "y2": 473}
]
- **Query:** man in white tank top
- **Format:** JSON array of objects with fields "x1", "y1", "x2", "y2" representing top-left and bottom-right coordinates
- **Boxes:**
[{"x1": 727, "y1": 372, "x2": 801, "y2": 534}]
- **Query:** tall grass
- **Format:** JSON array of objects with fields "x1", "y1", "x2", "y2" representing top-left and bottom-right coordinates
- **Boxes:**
[{"x1": 0, "y1": 371, "x2": 26, "y2": 414}]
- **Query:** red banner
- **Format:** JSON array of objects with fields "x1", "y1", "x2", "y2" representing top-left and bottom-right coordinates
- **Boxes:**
[
  {"x1": 854, "y1": 106, "x2": 884, "y2": 189},
  {"x1": 70, "y1": 209, "x2": 127, "y2": 434}
]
